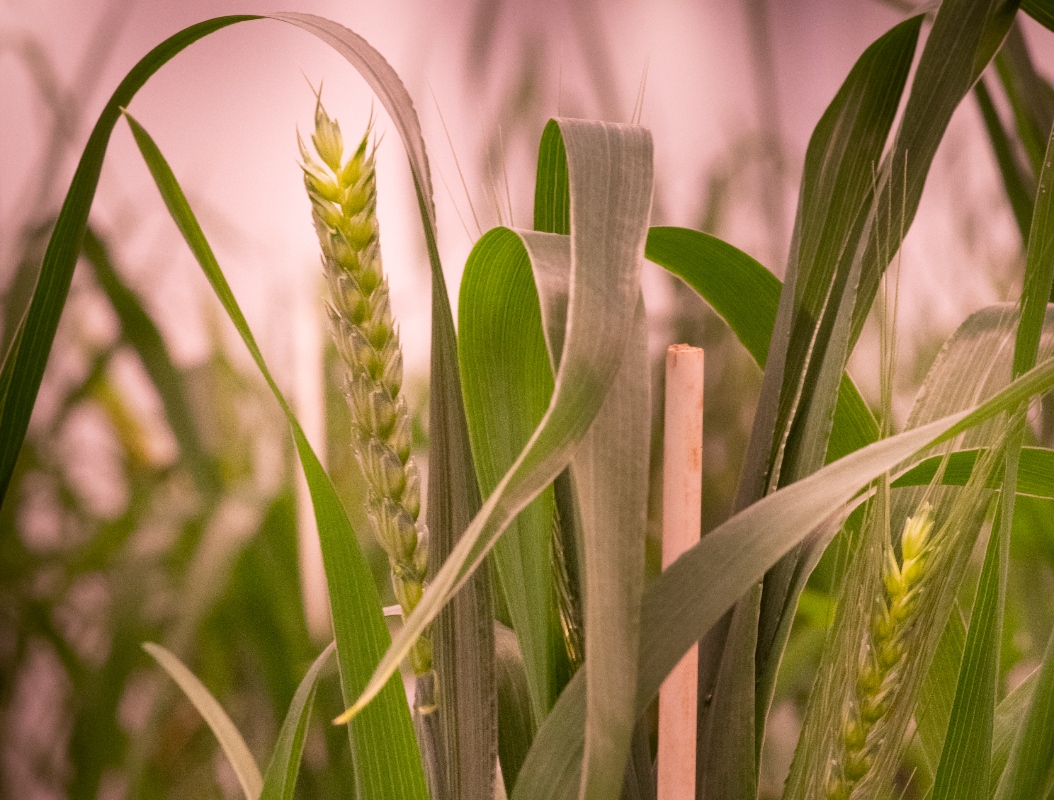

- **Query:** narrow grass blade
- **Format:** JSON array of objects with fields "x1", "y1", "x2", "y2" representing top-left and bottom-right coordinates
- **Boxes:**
[
  {"x1": 142, "y1": 642, "x2": 263, "y2": 800},
  {"x1": 337, "y1": 121, "x2": 653, "y2": 755},
  {"x1": 122, "y1": 112, "x2": 427, "y2": 800},
  {"x1": 930, "y1": 496, "x2": 1011, "y2": 800},
  {"x1": 0, "y1": 15, "x2": 254, "y2": 507},
  {"x1": 989, "y1": 108, "x2": 1054, "y2": 800},
  {"x1": 992, "y1": 668, "x2": 1040, "y2": 791},
  {"x1": 512, "y1": 351, "x2": 1054, "y2": 800},
  {"x1": 995, "y1": 22, "x2": 1054, "y2": 181},
  {"x1": 643, "y1": 226, "x2": 879, "y2": 461},
  {"x1": 260, "y1": 642, "x2": 336, "y2": 800},
  {"x1": 849, "y1": 0, "x2": 1018, "y2": 347},
  {"x1": 893, "y1": 446, "x2": 1054, "y2": 497},
  {"x1": 994, "y1": 630, "x2": 1054, "y2": 800},
  {"x1": 975, "y1": 78, "x2": 1034, "y2": 241},
  {"x1": 271, "y1": 17, "x2": 498, "y2": 796},
  {"x1": 81, "y1": 227, "x2": 220, "y2": 498},
  {"x1": 734, "y1": 17, "x2": 922, "y2": 777}
]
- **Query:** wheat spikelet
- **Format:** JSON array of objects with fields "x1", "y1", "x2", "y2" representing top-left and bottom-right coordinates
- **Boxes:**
[
  {"x1": 825, "y1": 503, "x2": 935, "y2": 800},
  {"x1": 301, "y1": 98, "x2": 432, "y2": 675}
]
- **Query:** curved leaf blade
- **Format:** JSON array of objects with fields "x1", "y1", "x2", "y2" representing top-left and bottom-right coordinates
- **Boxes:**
[
  {"x1": 260, "y1": 643, "x2": 336, "y2": 800},
  {"x1": 122, "y1": 111, "x2": 427, "y2": 800},
  {"x1": 338, "y1": 120, "x2": 654, "y2": 735},
  {"x1": 143, "y1": 642, "x2": 263, "y2": 800}
]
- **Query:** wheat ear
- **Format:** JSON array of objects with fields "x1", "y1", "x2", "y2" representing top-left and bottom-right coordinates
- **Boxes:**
[
  {"x1": 301, "y1": 99, "x2": 432, "y2": 676},
  {"x1": 826, "y1": 503, "x2": 935, "y2": 800}
]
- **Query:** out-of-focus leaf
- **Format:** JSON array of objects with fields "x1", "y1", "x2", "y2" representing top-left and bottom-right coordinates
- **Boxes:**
[
  {"x1": 992, "y1": 669, "x2": 1039, "y2": 790},
  {"x1": 994, "y1": 630, "x2": 1054, "y2": 800},
  {"x1": 81, "y1": 227, "x2": 220, "y2": 497},
  {"x1": 995, "y1": 22, "x2": 1054, "y2": 181},
  {"x1": 511, "y1": 351, "x2": 1054, "y2": 800},
  {"x1": 122, "y1": 111, "x2": 427, "y2": 800},
  {"x1": 142, "y1": 642, "x2": 262, "y2": 800},
  {"x1": 975, "y1": 78, "x2": 1035, "y2": 241},
  {"x1": 1022, "y1": 0, "x2": 1054, "y2": 32},
  {"x1": 0, "y1": 15, "x2": 253, "y2": 507},
  {"x1": 259, "y1": 642, "x2": 336, "y2": 800}
]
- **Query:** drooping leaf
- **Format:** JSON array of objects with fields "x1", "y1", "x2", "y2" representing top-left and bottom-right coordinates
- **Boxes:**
[
  {"x1": 81, "y1": 227, "x2": 220, "y2": 498},
  {"x1": 122, "y1": 111, "x2": 427, "y2": 800},
  {"x1": 0, "y1": 15, "x2": 254, "y2": 507},
  {"x1": 260, "y1": 642, "x2": 336, "y2": 800},
  {"x1": 142, "y1": 642, "x2": 263, "y2": 800},
  {"x1": 512, "y1": 352, "x2": 1054, "y2": 800},
  {"x1": 270, "y1": 17, "x2": 497, "y2": 798},
  {"x1": 338, "y1": 124, "x2": 654, "y2": 800}
]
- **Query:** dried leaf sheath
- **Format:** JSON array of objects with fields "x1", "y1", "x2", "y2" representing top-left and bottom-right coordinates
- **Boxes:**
[{"x1": 301, "y1": 100, "x2": 432, "y2": 675}]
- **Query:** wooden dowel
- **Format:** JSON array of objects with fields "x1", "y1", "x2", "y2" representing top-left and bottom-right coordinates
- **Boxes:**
[{"x1": 658, "y1": 344, "x2": 704, "y2": 800}]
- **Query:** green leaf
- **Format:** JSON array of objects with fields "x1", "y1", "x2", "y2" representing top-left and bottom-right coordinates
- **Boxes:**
[
  {"x1": 512, "y1": 352, "x2": 1054, "y2": 800},
  {"x1": 991, "y1": 102, "x2": 1054, "y2": 800},
  {"x1": 930, "y1": 493, "x2": 1011, "y2": 800},
  {"x1": 994, "y1": 630, "x2": 1054, "y2": 800},
  {"x1": 122, "y1": 111, "x2": 427, "y2": 800},
  {"x1": 975, "y1": 77, "x2": 1034, "y2": 241},
  {"x1": 80, "y1": 226, "x2": 220, "y2": 499},
  {"x1": 1022, "y1": 0, "x2": 1054, "y2": 32},
  {"x1": 995, "y1": 22, "x2": 1054, "y2": 181},
  {"x1": 731, "y1": 17, "x2": 922, "y2": 780},
  {"x1": 260, "y1": 643, "x2": 336, "y2": 800},
  {"x1": 892, "y1": 446, "x2": 1054, "y2": 497},
  {"x1": 644, "y1": 226, "x2": 879, "y2": 464},
  {"x1": 459, "y1": 228, "x2": 561, "y2": 723},
  {"x1": 340, "y1": 124, "x2": 654, "y2": 800},
  {"x1": 272, "y1": 17, "x2": 497, "y2": 797},
  {"x1": 142, "y1": 642, "x2": 263, "y2": 800},
  {"x1": 0, "y1": 15, "x2": 254, "y2": 507},
  {"x1": 495, "y1": 622, "x2": 536, "y2": 795}
]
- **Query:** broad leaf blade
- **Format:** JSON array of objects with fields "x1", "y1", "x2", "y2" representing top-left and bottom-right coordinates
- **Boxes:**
[
  {"x1": 260, "y1": 643, "x2": 336, "y2": 800},
  {"x1": 338, "y1": 121, "x2": 654, "y2": 770},
  {"x1": 122, "y1": 111, "x2": 427, "y2": 800},
  {"x1": 143, "y1": 642, "x2": 263, "y2": 800},
  {"x1": 459, "y1": 228, "x2": 561, "y2": 723}
]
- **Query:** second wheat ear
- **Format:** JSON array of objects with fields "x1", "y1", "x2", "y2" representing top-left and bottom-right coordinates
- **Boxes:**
[{"x1": 301, "y1": 99, "x2": 432, "y2": 677}]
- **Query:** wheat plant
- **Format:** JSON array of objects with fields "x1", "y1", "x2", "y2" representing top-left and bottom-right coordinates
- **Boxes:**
[{"x1": 4, "y1": 3, "x2": 1054, "y2": 800}]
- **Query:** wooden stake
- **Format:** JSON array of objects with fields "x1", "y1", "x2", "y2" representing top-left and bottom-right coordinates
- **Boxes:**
[{"x1": 658, "y1": 344, "x2": 704, "y2": 800}]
